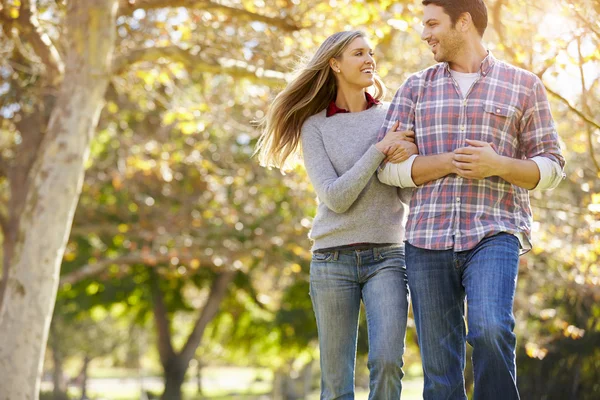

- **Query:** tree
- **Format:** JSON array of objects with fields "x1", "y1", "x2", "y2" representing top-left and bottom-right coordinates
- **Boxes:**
[
  {"x1": 0, "y1": 0, "x2": 308, "y2": 395},
  {"x1": 0, "y1": 1, "x2": 118, "y2": 396},
  {"x1": 44, "y1": 1, "x2": 412, "y2": 398}
]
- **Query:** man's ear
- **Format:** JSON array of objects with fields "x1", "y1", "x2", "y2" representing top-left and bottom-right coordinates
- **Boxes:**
[{"x1": 457, "y1": 12, "x2": 472, "y2": 32}]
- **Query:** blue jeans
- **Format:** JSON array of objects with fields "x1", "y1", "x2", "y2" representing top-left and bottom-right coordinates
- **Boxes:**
[
  {"x1": 406, "y1": 233, "x2": 521, "y2": 400},
  {"x1": 310, "y1": 244, "x2": 409, "y2": 400}
]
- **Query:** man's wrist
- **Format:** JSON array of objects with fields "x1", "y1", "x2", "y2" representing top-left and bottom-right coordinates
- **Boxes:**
[
  {"x1": 494, "y1": 155, "x2": 511, "y2": 178},
  {"x1": 444, "y1": 152, "x2": 456, "y2": 175}
]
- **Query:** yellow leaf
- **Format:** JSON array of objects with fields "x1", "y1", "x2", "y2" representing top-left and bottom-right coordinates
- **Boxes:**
[
  {"x1": 86, "y1": 283, "x2": 100, "y2": 295},
  {"x1": 107, "y1": 102, "x2": 118, "y2": 114},
  {"x1": 158, "y1": 71, "x2": 170, "y2": 85},
  {"x1": 571, "y1": 143, "x2": 587, "y2": 153},
  {"x1": 179, "y1": 25, "x2": 191, "y2": 41},
  {"x1": 163, "y1": 112, "x2": 176, "y2": 125},
  {"x1": 179, "y1": 121, "x2": 196, "y2": 135}
]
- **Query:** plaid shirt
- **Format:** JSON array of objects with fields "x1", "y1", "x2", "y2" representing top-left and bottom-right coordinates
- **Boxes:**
[{"x1": 378, "y1": 52, "x2": 565, "y2": 252}]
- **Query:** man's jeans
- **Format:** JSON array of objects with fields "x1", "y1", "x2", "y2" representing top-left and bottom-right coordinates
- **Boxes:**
[
  {"x1": 406, "y1": 233, "x2": 521, "y2": 400},
  {"x1": 310, "y1": 244, "x2": 409, "y2": 400}
]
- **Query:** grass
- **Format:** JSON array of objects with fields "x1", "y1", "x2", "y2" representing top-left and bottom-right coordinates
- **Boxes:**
[{"x1": 41, "y1": 366, "x2": 424, "y2": 399}]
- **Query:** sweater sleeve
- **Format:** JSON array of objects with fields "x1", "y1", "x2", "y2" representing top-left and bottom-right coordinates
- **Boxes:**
[{"x1": 301, "y1": 120, "x2": 386, "y2": 213}]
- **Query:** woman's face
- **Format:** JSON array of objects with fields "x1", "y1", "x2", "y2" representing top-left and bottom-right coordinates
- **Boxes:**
[{"x1": 332, "y1": 36, "x2": 376, "y2": 90}]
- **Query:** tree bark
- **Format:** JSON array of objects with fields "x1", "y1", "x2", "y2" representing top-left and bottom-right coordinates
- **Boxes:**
[
  {"x1": 162, "y1": 360, "x2": 187, "y2": 400},
  {"x1": 0, "y1": 1, "x2": 118, "y2": 397},
  {"x1": 51, "y1": 347, "x2": 67, "y2": 400}
]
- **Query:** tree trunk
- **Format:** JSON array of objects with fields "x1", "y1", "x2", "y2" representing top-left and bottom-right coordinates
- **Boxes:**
[
  {"x1": 196, "y1": 359, "x2": 203, "y2": 396},
  {"x1": 51, "y1": 348, "x2": 67, "y2": 400},
  {"x1": 151, "y1": 270, "x2": 235, "y2": 400},
  {"x1": 162, "y1": 360, "x2": 186, "y2": 400},
  {"x1": 0, "y1": 1, "x2": 118, "y2": 397},
  {"x1": 80, "y1": 355, "x2": 91, "y2": 400}
]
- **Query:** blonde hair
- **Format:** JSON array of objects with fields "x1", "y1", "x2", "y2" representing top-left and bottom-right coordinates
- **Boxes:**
[{"x1": 255, "y1": 31, "x2": 386, "y2": 171}]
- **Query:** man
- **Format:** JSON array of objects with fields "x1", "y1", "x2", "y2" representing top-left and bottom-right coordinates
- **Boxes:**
[{"x1": 377, "y1": 0, "x2": 565, "y2": 399}]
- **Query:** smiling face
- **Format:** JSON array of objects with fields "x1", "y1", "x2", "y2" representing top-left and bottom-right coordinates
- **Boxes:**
[
  {"x1": 330, "y1": 36, "x2": 376, "y2": 90},
  {"x1": 421, "y1": 4, "x2": 465, "y2": 63}
]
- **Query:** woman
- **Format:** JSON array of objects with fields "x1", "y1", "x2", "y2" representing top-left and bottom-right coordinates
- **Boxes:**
[{"x1": 256, "y1": 31, "x2": 416, "y2": 399}]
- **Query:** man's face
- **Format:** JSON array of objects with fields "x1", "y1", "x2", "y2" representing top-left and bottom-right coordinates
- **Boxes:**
[{"x1": 421, "y1": 4, "x2": 464, "y2": 63}]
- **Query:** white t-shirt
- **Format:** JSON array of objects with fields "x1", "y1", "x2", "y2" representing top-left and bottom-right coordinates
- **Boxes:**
[{"x1": 450, "y1": 69, "x2": 479, "y2": 98}]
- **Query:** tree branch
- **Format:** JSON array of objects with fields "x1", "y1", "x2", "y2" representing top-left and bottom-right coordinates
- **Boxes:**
[
  {"x1": 566, "y1": 0, "x2": 600, "y2": 41},
  {"x1": 490, "y1": 0, "x2": 521, "y2": 66},
  {"x1": 16, "y1": 0, "x2": 64, "y2": 83},
  {"x1": 544, "y1": 84, "x2": 600, "y2": 173},
  {"x1": 118, "y1": 0, "x2": 301, "y2": 31},
  {"x1": 59, "y1": 252, "x2": 234, "y2": 286},
  {"x1": 149, "y1": 269, "x2": 175, "y2": 366},
  {"x1": 544, "y1": 85, "x2": 600, "y2": 131},
  {"x1": 112, "y1": 45, "x2": 286, "y2": 85},
  {"x1": 0, "y1": 213, "x2": 7, "y2": 237},
  {"x1": 179, "y1": 270, "x2": 236, "y2": 363}
]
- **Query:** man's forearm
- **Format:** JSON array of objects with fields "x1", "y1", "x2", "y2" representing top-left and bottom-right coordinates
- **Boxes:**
[
  {"x1": 411, "y1": 153, "x2": 455, "y2": 186},
  {"x1": 496, "y1": 157, "x2": 540, "y2": 190}
]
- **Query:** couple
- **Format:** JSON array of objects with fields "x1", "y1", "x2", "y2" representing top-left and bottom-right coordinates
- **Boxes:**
[{"x1": 256, "y1": 0, "x2": 565, "y2": 399}]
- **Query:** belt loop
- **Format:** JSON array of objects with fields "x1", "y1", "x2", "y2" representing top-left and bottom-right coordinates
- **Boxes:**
[
  {"x1": 373, "y1": 246, "x2": 380, "y2": 260},
  {"x1": 333, "y1": 251, "x2": 339, "y2": 261}
]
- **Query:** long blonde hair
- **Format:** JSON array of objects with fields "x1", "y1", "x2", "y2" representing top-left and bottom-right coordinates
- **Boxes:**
[{"x1": 255, "y1": 31, "x2": 386, "y2": 171}]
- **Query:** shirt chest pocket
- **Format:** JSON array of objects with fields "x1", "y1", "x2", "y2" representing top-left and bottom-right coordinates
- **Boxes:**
[
  {"x1": 482, "y1": 102, "x2": 516, "y2": 126},
  {"x1": 480, "y1": 102, "x2": 519, "y2": 142}
]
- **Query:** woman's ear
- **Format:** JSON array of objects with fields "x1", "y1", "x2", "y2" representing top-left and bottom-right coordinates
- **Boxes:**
[{"x1": 329, "y1": 58, "x2": 340, "y2": 73}]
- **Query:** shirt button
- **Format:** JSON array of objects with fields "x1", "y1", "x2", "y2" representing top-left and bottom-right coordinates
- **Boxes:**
[
  {"x1": 463, "y1": 100, "x2": 467, "y2": 106},
  {"x1": 496, "y1": 108, "x2": 501, "y2": 113},
  {"x1": 460, "y1": 125, "x2": 466, "y2": 131},
  {"x1": 456, "y1": 197, "x2": 461, "y2": 203}
]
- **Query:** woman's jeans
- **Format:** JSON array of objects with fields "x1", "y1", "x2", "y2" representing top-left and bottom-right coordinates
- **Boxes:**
[
  {"x1": 406, "y1": 233, "x2": 521, "y2": 400},
  {"x1": 310, "y1": 244, "x2": 409, "y2": 400}
]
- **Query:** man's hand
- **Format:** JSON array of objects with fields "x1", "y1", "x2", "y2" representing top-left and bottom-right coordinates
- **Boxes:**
[
  {"x1": 385, "y1": 141, "x2": 418, "y2": 163},
  {"x1": 453, "y1": 139, "x2": 505, "y2": 180}
]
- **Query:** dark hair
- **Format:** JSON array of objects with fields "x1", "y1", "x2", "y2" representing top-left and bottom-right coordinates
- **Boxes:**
[{"x1": 422, "y1": 0, "x2": 488, "y2": 37}]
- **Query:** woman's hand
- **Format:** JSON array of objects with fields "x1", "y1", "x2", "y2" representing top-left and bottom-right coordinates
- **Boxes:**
[{"x1": 375, "y1": 121, "x2": 417, "y2": 163}]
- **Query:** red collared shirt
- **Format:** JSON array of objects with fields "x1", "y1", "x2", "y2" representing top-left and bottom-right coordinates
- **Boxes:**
[{"x1": 326, "y1": 92, "x2": 380, "y2": 117}]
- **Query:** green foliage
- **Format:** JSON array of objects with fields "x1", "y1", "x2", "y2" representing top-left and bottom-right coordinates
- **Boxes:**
[{"x1": 5, "y1": 0, "x2": 590, "y2": 393}]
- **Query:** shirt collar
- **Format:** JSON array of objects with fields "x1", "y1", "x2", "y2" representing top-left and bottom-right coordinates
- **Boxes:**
[
  {"x1": 443, "y1": 50, "x2": 496, "y2": 77},
  {"x1": 326, "y1": 92, "x2": 380, "y2": 117}
]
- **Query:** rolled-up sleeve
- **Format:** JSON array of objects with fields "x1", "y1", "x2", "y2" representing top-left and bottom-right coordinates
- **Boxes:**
[
  {"x1": 519, "y1": 79, "x2": 566, "y2": 190},
  {"x1": 531, "y1": 156, "x2": 564, "y2": 190},
  {"x1": 377, "y1": 154, "x2": 418, "y2": 188}
]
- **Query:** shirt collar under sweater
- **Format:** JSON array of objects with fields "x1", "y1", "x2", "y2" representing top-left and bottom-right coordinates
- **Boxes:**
[{"x1": 326, "y1": 92, "x2": 380, "y2": 117}]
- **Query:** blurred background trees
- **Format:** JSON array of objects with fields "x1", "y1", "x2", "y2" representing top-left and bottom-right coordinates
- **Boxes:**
[{"x1": 0, "y1": 0, "x2": 598, "y2": 399}]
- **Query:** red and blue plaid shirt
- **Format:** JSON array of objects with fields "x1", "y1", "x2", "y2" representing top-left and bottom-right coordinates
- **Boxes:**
[{"x1": 378, "y1": 52, "x2": 565, "y2": 251}]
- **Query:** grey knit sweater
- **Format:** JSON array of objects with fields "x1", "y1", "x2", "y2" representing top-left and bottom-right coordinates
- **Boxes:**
[{"x1": 301, "y1": 103, "x2": 411, "y2": 251}]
